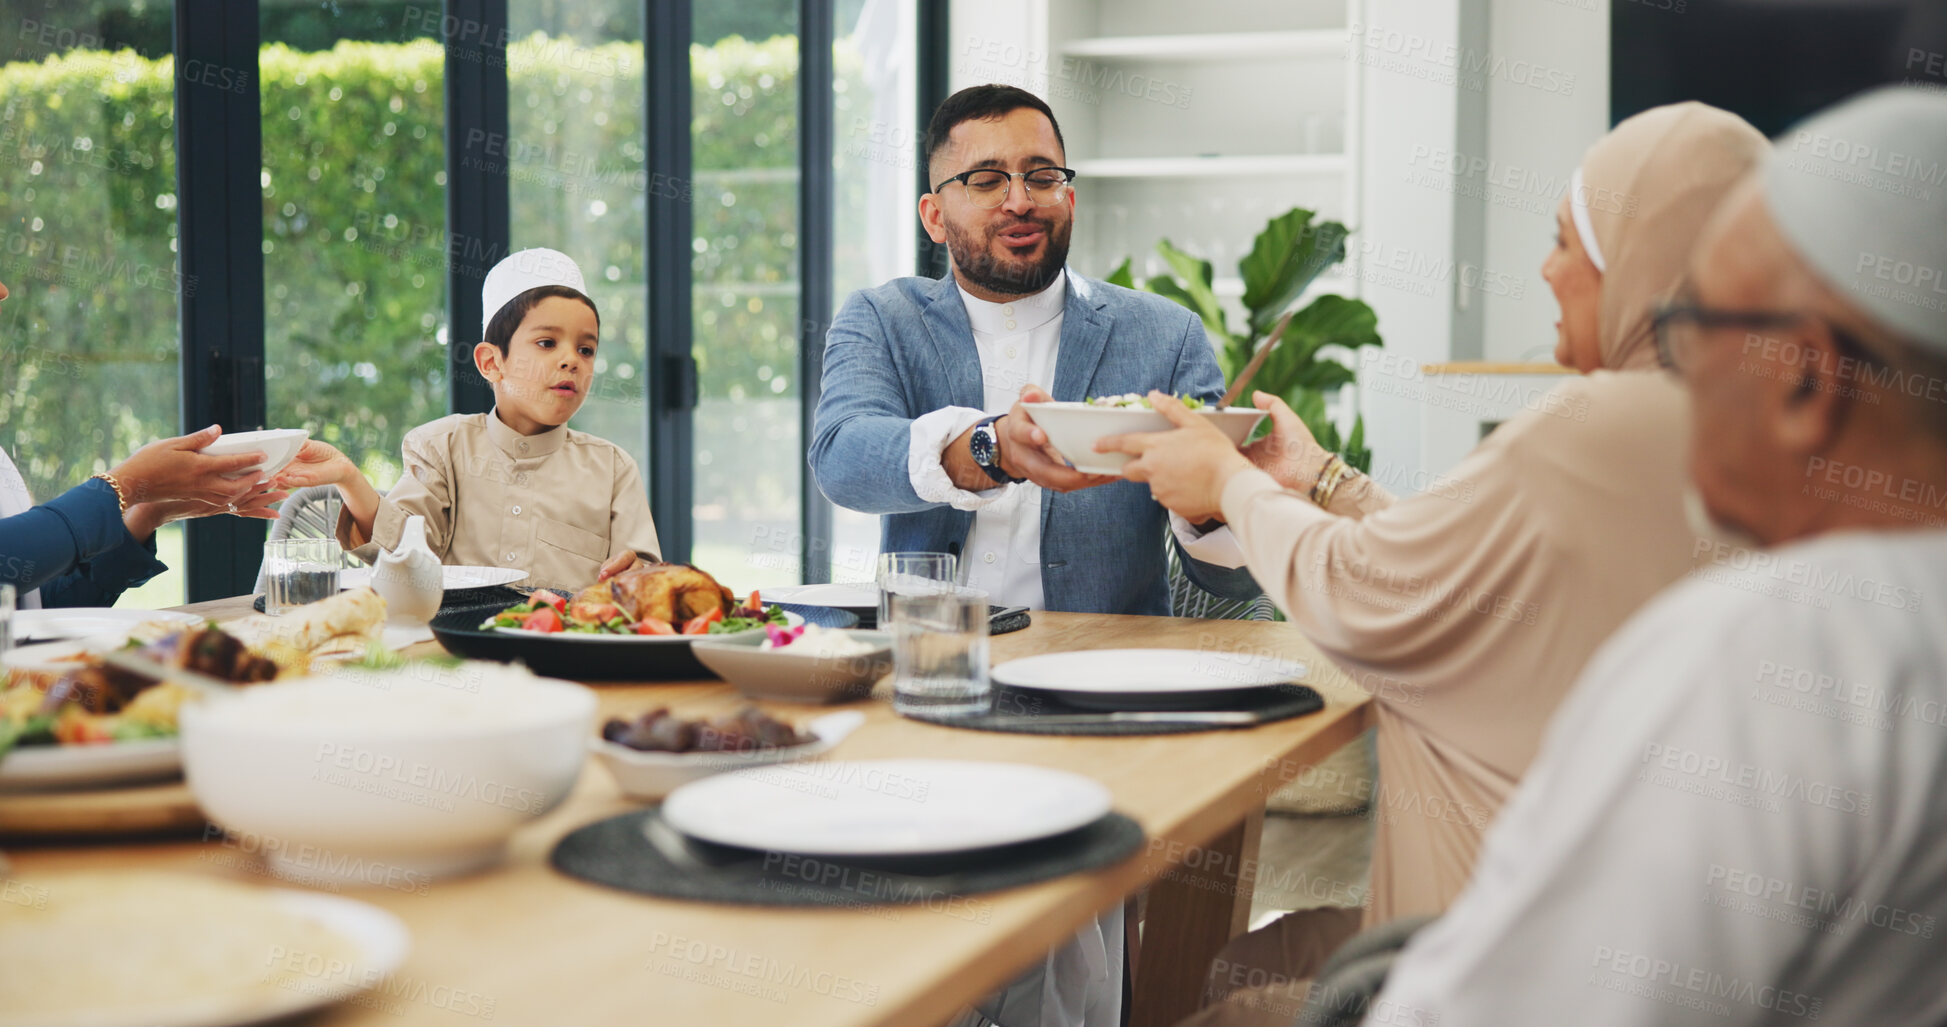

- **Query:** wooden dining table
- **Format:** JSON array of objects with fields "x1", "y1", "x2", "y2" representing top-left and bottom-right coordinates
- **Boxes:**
[{"x1": 9, "y1": 597, "x2": 1372, "y2": 1027}]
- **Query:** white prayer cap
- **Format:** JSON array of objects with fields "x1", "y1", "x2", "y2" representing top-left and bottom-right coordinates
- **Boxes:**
[
  {"x1": 481, "y1": 248, "x2": 588, "y2": 338},
  {"x1": 1763, "y1": 86, "x2": 1947, "y2": 351}
]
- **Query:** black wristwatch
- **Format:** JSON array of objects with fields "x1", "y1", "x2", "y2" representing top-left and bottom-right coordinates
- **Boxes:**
[{"x1": 969, "y1": 415, "x2": 1020, "y2": 485}]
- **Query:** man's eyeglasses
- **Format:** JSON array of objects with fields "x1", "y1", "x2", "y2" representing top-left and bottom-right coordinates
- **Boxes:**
[
  {"x1": 1651, "y1": 290, "x2": 1879, "y2": 375},
  {"x1": 932, "y1": 167, "x2": 1076, "y2": 209}
]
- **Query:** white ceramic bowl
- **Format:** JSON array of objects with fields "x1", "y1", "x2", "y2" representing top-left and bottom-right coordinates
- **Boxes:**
[
  {"x1": 201, "y1": 428, "x2": 310, "y2": 482},
  {"x1": 1024, "y1": 403, "x2": 1267, "y2": 475},
  {"x1": 690, "y1": 628, "x2": 893, "y2": 703},
  {"x1": 181, "y1": 662, "x2": 595, "y2": 882},
  {"x1": 591, "y1": 709, "x2": 865, "y2": 801}
]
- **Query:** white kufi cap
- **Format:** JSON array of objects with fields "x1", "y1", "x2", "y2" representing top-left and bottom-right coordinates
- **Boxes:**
[
  {"x1": 1763, "y1": 86, "x2": 1947, "y2": 351},
  {"x1": 481, "y1": 248, "x2": 588, "y2": 338}
]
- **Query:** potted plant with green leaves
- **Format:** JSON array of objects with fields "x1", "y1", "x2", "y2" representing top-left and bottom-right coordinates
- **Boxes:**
[{"x1": 1108, "y1": 207, "x2": 1382, "y2": 471}]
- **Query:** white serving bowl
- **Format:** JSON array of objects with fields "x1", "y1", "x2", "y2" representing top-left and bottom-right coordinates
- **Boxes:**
[
  {"x1": 181, "y1": 662, "x2": 595, "y2": 883},
  {"x1": 690, "y1": 628, "x2": 893, "y2": 703},
  {"x1": 201, "y1": 428, "x2": 310, "y2": 482},
  {"x1": 1023, "y1": 402, "x2": 1267, "y2": 475},
  {"x1": 591, "y1": 710, "x2": 864, "y2": 802}
]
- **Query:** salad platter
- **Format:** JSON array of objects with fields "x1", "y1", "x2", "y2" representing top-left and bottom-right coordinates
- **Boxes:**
[{"x1": 430, "y1": 561, "x2": 857, "y2": 680}]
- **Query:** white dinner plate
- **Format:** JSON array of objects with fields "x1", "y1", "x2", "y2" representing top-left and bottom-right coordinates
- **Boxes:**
[
  {"x1": 0, "y1": 873, "x2": 410, "y2": 1027},
  {"x1": 339, "y1": 564, "x2": 527, "y2": 591},
  {"x1": 760, "y1": 583, "x2": 878, "y2": 610},
  {"x1": 991, "y1": 649, "x2": 1308, "y2": 711},
  {"x1": 11, "y1": 607, "x2": 202, "y2": 646},
  {"x1": 661, "y1": 758, "x2": 1114, "y2": 857},
  {"x1": 0, "y1": 738, "x2": 182, "y2": 791},
  {"x1": 497, "y1": 609, "x2": 802, "y2": 644}
]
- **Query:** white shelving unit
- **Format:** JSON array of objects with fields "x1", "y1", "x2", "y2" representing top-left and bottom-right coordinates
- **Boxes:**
[{"x1": 982, "y1": 0, "x2": 1364, "y2": 321}]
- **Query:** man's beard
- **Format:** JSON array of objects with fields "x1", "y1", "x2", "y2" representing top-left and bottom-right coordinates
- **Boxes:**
[{"x1": 943, "y1": 213, "x2": 1072, "y2": 297}]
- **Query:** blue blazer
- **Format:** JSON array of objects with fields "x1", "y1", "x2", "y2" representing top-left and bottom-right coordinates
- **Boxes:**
[
  {"x1": 808, "y1": 269, "x2": 1259, "y2": 616},
  {"x1": 0, "y1": 477, "x2": 168, "y2": 607}
]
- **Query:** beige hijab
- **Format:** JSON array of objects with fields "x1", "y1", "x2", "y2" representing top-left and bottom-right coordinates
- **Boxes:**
[{"x1": 1576, "y1": 102, "x2": 1767, "y2": 369}]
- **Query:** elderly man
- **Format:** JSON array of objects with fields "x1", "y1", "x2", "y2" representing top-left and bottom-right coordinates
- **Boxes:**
[{"x1": 1146, "y1": 85, "x2": 1947, "y2": 1026}]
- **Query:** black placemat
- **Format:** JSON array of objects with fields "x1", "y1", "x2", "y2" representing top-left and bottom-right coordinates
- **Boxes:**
[
  {"x1": 902, "y1": 683, "x2": 1325, "y2": 736},
  {"x1": 550, "y1": 808, "x2": 1144, "y2": 906}
]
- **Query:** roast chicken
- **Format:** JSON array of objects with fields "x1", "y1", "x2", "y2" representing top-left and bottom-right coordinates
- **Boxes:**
[{"x1": 570, "y1": 561, "x2": 734, "y2": 627}]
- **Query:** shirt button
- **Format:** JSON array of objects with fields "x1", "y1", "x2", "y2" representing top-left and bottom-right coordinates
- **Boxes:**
[
  {"x1": 1001, "y1": 304, "x2": 1015, "y2": 316},
  {"x1": 1004, "y1": 319, "x2": 1017, "y2": 331},
  {"x1": 518, "y1": 441, "x2": 529, "y2": 452},
  {"x1": 505, "y1": 553, "x2": 517, "y2": 563},
  {"x1": 511, "y1": 505, "x2": 522, "y2": 515},
  {"x1": 1005, "y1": 345, "x2": 1019, "y2": 359},
  {"x1": 983, "y1": 552, "x2": 997, "y2": 565}
]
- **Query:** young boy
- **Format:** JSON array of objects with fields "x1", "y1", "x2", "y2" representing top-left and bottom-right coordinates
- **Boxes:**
[{"x1": 276, "y1": 248, "x2": 660, "y2": 587}]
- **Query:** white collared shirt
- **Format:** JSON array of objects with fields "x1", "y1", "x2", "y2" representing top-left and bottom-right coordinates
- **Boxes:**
[{"x1": 906, "y1": 277, "x2": 1245, "y2": 610}]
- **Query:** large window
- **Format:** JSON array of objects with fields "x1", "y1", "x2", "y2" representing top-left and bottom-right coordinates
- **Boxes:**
[
  {"x1": 261, "y1": 7, "x2": 445, "y2": 495},
  {"x1": 508, "y1": 0, "x2": 649, "y2": 506},
  {"x1": 0, "y1": 0, "x2": 928, "y2": 602},
  {"x1": 0, "y1": 1, "x2": 184, "y2": 605}
]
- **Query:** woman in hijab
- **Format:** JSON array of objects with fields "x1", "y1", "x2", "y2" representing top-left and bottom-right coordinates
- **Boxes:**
[{"x1": 1098, "y1": 103, "x2": 1768, "y2": 1026}]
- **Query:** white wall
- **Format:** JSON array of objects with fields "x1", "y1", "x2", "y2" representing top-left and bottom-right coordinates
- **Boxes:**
[{"x1": 1476, "y1": 0, "x2": 1610, "y2": 363}]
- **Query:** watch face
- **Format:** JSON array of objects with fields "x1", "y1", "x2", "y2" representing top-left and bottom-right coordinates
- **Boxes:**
[{"x1": 972, "y1": 424, "x2": 997, "y2": 467}]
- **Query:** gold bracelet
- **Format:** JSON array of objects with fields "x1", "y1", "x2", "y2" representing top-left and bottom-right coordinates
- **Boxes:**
[
  {"x1": 1309, "y1": 454, "x2": 1356, "y2": 509},
  {"x1": 91, "y1": 472, "x2": 130, "y2": 512}
]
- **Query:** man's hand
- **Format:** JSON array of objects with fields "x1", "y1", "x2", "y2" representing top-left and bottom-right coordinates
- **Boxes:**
[
  {"x1": 597, "y1": 550, "x2": 640, "y2": 582},
  {"x1": 1240, "y1": 390, "x2": 1330, "y2": 493},
  {"x1": 1095, "y1": 391, "x2": 1253, "y2": 523},
  {"x1": 942, "y1": 384, "x2": 1118, "y2": 494},
  {"x1": 996, "y1": 385, "x2": 1119, "y2": 493}
]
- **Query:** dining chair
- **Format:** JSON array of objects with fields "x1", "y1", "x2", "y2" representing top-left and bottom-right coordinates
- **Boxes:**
[
  {"x1": 1165, "y1": 538, "x2": 1279, "y2": 621},
  {"x1": 1291, "y1": 915, "x2": 1436, "y2": 1027},
  {"x1": 249, "y1": 484, "x2": 377, "y2": 593}
]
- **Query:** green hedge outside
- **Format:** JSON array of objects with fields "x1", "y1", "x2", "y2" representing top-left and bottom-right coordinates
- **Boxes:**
[{"x1": 0, "y1": 33, "x2": 860, "y2": 499}]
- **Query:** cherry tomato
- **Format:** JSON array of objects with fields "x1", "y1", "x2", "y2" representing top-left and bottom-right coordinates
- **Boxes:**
[
  {"x1": 744, "y1": 589, "x2": 764, "y2": 616},
  {"x1": 521, "y1": 606, "x2": 565, "y2": 633},
  {"x1": 682, "y1": 607, "x2": 725, "y2": 635},
  {"x1": 530, "y1": 590, "x2": 567, "y2": 611},
  {"x1": 634, "y1": 617, "x2": 677, "y2": 635}
]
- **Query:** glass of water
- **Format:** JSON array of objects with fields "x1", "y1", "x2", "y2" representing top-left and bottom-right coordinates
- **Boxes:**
[
  {"x1": 263, "y1": 538, "x2": 342, "y2": 615},
  {"x1": 876, "y1": 551, "x2": 958, "y2": 627},
  {"x1": 891, "y1": 586, "x2": 990, "y2": 717}
]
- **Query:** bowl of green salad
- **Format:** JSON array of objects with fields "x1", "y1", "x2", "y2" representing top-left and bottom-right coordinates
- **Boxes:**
[{"x1": 1023, "y1": 395, "x2": 1267, "y2": 475}]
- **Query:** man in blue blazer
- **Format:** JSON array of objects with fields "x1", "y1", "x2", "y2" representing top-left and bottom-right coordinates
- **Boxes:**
[
  {"x1": 809, "y1": 85, "x2": 1258, "y2": 619},
  {"x1": 808, "y1": 83, "x2": 1261, "y2": 1027}
]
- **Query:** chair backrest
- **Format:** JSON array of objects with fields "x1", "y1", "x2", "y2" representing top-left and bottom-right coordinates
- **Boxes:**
[
  {"x1": 250, "y1": 485, "x2": 355, "y2": 594},
  {"x1": 1165, "y1": 533, "x2": 1278, "y2": 621},
  {"x1": 1294, "y1": 915, "x2": 1437, "y2": 1027}
]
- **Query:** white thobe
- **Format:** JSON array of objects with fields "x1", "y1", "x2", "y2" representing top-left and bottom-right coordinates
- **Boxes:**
[{"x1": 1373, "y1": 529, "x2": 1947, "y2": 1026}]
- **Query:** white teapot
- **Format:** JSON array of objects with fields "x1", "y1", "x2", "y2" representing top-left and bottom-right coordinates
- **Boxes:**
[{"x1": 371, "y1": 515, "x2": 443, "y2": 624}]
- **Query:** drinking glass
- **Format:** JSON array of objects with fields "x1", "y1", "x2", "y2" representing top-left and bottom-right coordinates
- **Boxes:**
[
  {"x1": 875, "y1": 551, "x2": 958, "y2": 626},
  {"x1": 263, "y1": 538, "x2": 342, "y2": 615},
  {"x1": 891, "y1": 586, "x2": 990, "y2": 717}
]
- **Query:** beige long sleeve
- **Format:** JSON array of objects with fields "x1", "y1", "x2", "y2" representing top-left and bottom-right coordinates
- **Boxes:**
[
  {"x1": 337, "y1": 411, "x2": 661, "y2": 589},
  {"x1": 1220, "y1": 372, "x2": 1701, "y2": 921}
]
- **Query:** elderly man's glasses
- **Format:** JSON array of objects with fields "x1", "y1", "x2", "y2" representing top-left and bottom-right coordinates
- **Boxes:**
[
  {"x1": 932, "y1": 167, "x2": 1076, "y2": 209},
  {"x1": 1651, "y1": 291, "x2": 1879, "y2": 375}
]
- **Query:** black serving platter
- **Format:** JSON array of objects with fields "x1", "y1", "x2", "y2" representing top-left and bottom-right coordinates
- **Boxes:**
[{"x1": 428, "y1": 597, "x2": 858, "y2": 681}]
